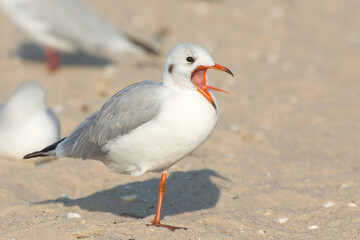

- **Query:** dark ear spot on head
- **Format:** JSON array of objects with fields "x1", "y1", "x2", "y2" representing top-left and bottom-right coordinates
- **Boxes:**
[{"x1": 168, "y1": 64, "x2": 174, "y2": 74}]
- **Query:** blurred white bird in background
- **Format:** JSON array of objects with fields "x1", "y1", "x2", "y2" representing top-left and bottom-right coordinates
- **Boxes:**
[
  {"x1": 0, "y1": 81, "x2": 60, "y2": 159},
  {"x1": 0, "y1": 0, "x2": 159, "y2": 72}
]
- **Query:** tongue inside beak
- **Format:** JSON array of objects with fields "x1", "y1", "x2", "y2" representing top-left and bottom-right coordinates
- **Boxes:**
[{"x1": 190, "y1": 63, "x2": 233, "y2": 107}]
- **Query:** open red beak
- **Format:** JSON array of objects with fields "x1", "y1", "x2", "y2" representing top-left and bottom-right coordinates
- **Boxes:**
[{"x1": 190, "y1": 63, "x2": 233, "y2": 108}]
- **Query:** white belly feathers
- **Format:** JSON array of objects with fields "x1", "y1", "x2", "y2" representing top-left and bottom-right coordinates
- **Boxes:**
[{"x1": 102, "y1": 88, "x2": 218, "y2": 176}]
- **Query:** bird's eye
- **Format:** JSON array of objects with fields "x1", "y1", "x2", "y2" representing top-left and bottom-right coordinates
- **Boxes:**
[{"x1": 186, "y1": 56, "x2": 195, "y2": 63}]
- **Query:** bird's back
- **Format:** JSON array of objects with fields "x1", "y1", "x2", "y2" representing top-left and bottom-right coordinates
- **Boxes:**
[{"x1": 0, "y1": 0, "x2": 152, "y2": 57}]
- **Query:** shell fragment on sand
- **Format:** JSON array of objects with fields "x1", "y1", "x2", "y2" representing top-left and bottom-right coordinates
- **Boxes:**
[
  {"x1": 67, "y1": 212, "x2": 82, "y2": 219},
  {"x1": 323, "y1": 201, "x2": 335, "y2": 208}
]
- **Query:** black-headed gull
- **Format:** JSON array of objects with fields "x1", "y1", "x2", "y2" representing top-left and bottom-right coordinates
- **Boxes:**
[
  {"x1": 0, "y1": 81, "x2": 60, "y2": 159},
  {"x1": 0, "y1": 0, "x2": 158, "y2": 72},
  {"x1": 24, "y1": 43, "x2": 233, "y2": 230}
]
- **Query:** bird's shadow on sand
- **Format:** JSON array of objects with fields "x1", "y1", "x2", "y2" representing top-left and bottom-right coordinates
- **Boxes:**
[
  {"x1": 35, "y1": 169, "x2": 224, "y2": 219},
  {"x1": 14, "y1": 42, "x2": 111, "y2": 66}
]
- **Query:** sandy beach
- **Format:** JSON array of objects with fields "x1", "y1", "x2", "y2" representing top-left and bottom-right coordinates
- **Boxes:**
[{"x1": 0, "y1": 0, "x2": 359, "y2": 239}]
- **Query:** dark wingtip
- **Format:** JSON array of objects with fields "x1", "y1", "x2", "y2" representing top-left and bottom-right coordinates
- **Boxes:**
[
  {"x1": 23, "y1": 151, "x2": 47, "y2": 159},
  {"x1": 23, "y1": 137, "x2": 67, "y2": 159}
]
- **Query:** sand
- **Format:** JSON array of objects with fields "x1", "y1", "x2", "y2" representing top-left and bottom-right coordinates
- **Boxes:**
[{"x1": 0, "y1": 0, "x2": 360, "y2": 239}]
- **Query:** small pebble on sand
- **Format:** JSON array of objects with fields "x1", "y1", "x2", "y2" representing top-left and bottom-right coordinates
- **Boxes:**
[
  {"x1": 60, "y1": 194, "x2": 69, "y2": 199},
  {"x1": 67, "y1": 212, "x2": 82, "y2": 219},
  {"x1": 323, "y1": 201, "x2": 335, "y2": 208},
  {"x1": 308, "y1": 225, "x2": 319, "y2": 230},
  {"x1": 230, "y1": 124, "x2": 239, "y2": 132},
  {"x1": 348, "y1": 202, "x2": 357, "y2": 207},
  {"x1": 278, "y1": 217, "x2": 288, "y2": 224},
  {"x1": 120, "y1": 195, "x2": 137, "y2": 203}
]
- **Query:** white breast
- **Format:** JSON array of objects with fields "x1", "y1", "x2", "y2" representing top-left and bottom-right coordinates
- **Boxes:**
[
  {"x1": 0, "y1": 108, "x2": 60, "y2": 159},
  {"x1": 102, "y1": 88, "x2": 218, "y2": 176}
]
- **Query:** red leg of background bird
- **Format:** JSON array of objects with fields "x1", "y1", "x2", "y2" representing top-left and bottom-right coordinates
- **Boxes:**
[
  {"x1": 44, "y1": 47, "x2": 59, "y2": 72},
  {"x1": 146, "y1": 172, "x2": 187, "y2": 231}
]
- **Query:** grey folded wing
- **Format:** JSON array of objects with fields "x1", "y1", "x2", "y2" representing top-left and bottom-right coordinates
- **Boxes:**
[
  {"x1": 56, "y1": 81, "x2": 163, "y2": 160},
  {"x1": 34, "y1": 0, "x2": 133, "y2": 55}
]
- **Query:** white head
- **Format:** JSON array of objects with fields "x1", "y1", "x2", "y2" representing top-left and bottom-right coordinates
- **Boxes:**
[
  {"x1": 5, "y1": 81, "x2": 46, "y2": 113},
  {"x1": 162, "y1": 43, "x2": 233, "y2": 107}
]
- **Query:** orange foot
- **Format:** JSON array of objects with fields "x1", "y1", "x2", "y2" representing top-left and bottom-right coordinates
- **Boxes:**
[{"x1": 146, "y1": 222, "x2": 187, "y2": 231}]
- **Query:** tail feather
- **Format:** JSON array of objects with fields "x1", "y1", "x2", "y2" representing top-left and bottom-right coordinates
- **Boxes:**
[{"x1": 23, "y1": 137, "x2": 66, "y2": 159}]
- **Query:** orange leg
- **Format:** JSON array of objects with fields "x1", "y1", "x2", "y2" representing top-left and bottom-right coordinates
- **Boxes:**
[
  {"x1": 146, "y1": 172, "x2": 187, "y2": 231},
  {"x1": 44, "y1": 47, "x2": 59, "y2": 73}
]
